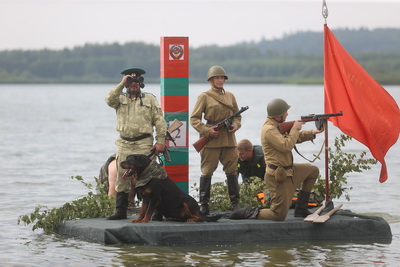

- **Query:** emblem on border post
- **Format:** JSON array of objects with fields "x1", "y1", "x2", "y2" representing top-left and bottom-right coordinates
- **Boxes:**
[{"x1": 169, "y1": 44, "x2": 184, "y2": 60}]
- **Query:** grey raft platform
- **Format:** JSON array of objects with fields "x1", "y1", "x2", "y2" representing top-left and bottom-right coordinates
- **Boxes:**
[{"x1": 56, "y1": 208, "x2": 392, "y2": 245}]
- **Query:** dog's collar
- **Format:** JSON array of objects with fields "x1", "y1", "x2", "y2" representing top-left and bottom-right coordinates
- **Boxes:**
[{"x1": 135, "y1": 160, "x2": 168, "y2": 188}]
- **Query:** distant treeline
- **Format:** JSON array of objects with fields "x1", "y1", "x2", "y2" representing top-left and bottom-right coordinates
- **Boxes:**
[{"x1": 1, "y1": 27, "x2": 400, "y2": 84}]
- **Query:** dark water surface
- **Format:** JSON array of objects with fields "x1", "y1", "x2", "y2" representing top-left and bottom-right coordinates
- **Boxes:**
[{"x1": 1, "y1": 84, "x2": 399, "y2": 266}]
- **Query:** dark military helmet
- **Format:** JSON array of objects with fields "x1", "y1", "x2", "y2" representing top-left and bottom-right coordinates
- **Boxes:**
[
  {"x1": 207, "y1": 65, "x2": 228, "y2": 81},
  {"x1": 267, "y1": 98, "x2": 291, "y2": 117},
  {"x1": 121, "y1": 68, "x2": 146, "y2": 76}
]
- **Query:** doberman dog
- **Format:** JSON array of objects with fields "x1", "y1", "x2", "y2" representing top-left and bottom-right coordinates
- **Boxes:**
[{"x1": 120, "y1": 154, "x2": 221, "y2": 223}]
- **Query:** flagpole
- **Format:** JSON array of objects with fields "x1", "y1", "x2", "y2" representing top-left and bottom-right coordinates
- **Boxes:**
[
  {"x1": 324, "y1": 121, "x2": 330, "y2": 202},
  {"x1": 322, "y1": 0, "x2": 330, "y2": 203}
]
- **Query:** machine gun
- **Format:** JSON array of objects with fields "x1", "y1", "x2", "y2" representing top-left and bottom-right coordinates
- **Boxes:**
[
  {"x1": 193, "y1": 106, "x2": 249, "y2": 152},
  {"x1": 166, "y1": 119, "x2": 183, "y2": 146},
  {"x1": 150, "y1": 119, "x2": 184, "y2": 164},
  {"x1": 278, "y1": 111, "x2": 343, "y2": 134}
]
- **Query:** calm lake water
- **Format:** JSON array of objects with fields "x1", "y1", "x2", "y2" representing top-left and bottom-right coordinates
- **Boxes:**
[{"x1": 1, "y1": 83, "x2": 399, "y2": 266}]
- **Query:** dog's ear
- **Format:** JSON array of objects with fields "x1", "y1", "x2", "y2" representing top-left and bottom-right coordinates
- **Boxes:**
[
  {"x1": 130, "y1": 154, "x2": 151, "y2": 174},
  {"x1": 120, "y1": 161, "x2": 131, "y2": 169},
  {"x1": 120, "y1": 155, "x2": 138, "y2": 170}
]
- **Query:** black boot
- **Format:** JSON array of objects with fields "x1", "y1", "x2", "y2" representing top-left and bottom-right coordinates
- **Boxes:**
[
  {"x1": 227, "y1": 175, "x2": 240, "y2": 211},
  {"x1": 229, "y1": 206, "x2": 259, "y2": 219},
  {"x1": 199, "y1": 175, "x2": 212, "y2": 215},
  {"x1": 107, "y1": 192, "x2": 128, "y2": 220},
  {"x1": 294, "y1": 190, "x2": 312, "y2": 217}
]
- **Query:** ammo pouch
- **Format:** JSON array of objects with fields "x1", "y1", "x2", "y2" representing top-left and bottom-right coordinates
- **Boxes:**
[
  {"x1": 267, "y1": 164, "x2": 292, "y2": 183},
  {"x1": 275, "y1": 165, "x2": 287, "y2": 183}
]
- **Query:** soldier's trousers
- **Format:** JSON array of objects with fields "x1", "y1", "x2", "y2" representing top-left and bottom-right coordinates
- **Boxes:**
[
  {"x1": 115, "y1": 139, "x2": 153, "y2": 193},
  {"x1": 257, "y1": 163, "x2": 319, "y2": 221}
]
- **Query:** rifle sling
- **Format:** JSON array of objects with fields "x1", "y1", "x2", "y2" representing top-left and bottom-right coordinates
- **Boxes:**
[
  {"x1": 294, "y1": 140, "x2": 325, "y2": 163},
  {"x1": 205, "y1": 91, "x2": 236, "y2": 112}
]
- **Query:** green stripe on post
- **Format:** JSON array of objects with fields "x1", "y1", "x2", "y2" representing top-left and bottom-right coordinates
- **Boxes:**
[
  {"x1": 160, "y1": 78, "x2": 189, "y2": 95},
  {"x1": 164, "y1": 147, "x2": 189, "y2": 165},
  {"x1": 175, "y1": 182, "x2": 189, "y2": 194}
]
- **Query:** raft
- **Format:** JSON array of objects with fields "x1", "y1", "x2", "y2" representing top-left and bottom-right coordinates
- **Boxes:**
[{"x1": 56, "y1": 209, "x2": 392, "y2": 245}]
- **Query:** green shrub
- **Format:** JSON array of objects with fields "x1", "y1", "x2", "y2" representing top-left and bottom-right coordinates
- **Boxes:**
[
  {"x1": 313, "y1": 134, "x2": 377, "y2": 201},
  {"x1": 202, "y1": 134, "x2": 377, "y2": 211},
  {"x1": 208, "y1": 177, "x2": 268, "y2": 212},
  {"x1": 19, "y1": 134, "x2": 377, "y2": 232},
  {"x1": 18, "y1": 176, "x2": 115, "y2": 233}
]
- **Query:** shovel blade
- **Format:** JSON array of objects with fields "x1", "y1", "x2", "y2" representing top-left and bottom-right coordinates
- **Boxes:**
[
  {"x1": 313, "y1": 214, "x2": 330, "y2": 223},
  {"x1": 313, "y1": 203, "x2": 343, "y2": 224},
  {"x1": 303, "y1": 203, "x2": 326, "y2": 222},
  {"x1": 303, "y1": 213, "x2": 321, "y2": 222}
]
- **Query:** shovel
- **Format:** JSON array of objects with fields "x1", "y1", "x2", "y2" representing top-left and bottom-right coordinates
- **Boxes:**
[
  {"x1": 303, "y1": 202, "x2": 326, "y2": 222},
  {"x1": 313, "y1": 203, "x2": 343, "y2": 224}
]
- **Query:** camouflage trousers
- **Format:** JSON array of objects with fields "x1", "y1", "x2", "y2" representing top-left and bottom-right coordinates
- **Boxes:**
[{"x1": 115, "y1": 138, "x2": 153, "y2": 193}]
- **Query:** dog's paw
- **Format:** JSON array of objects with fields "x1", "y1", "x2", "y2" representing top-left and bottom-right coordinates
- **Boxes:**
[
  {"x1": 131, "y1": 219, "x2": 150, "y2": 223},
  {"x1": 186, "y1": 216, "x2": 200, "y2": 222}
]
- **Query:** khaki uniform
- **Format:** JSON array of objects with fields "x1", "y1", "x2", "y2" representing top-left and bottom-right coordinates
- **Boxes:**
[
  {"x1": 258, "y1": 118, "x2": 319, "y2": 221},
  {"x1": 106, "y1": 83, "x2": 167, "y2": 193},
  {"x1": 190, "y1": 87, "x2": 241, "y2": 175}
]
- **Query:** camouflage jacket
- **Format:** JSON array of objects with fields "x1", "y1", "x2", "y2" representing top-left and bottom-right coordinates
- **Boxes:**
[
  {"x1": 105, "y1": 83, "x2": 167, "y2": 145},
  {"x1": 135, "y1": 160, "x2": 168, "y2": 188}
]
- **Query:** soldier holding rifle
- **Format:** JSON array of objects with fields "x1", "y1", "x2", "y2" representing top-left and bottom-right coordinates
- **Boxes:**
[
  {"x1": 190, "y1": 66, "x2": 242, "y2": 215},
  {"x1": 230, "y1": 98, "x2": 325, "y2": 221}
]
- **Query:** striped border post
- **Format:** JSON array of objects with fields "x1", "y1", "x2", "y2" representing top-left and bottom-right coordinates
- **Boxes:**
[{"x1": 160, "y1": 37, "x2": 189, "y2": 193}]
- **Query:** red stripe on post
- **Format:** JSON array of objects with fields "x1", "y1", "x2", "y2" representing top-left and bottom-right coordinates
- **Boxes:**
[
  {"x1": 161, "y1": 95, "x2": 189, "y2": 113},
  {"x1": 164, "y1": 165, "x2": 189, "y2": 182}
]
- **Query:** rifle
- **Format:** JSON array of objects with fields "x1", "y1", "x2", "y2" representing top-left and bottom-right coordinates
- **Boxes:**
[
  {"x1": 150, "y1": 119, "x2": 184, "y2": 164},
  {"x1": 193, "y1": 106, "x2": 249, "y2": 152},
  {"x1": 166, "y1": 119, "x2": 183, "y2": 146},
  {"x1": 278, "y1": 111, "x2": 343, "y2": 134}
]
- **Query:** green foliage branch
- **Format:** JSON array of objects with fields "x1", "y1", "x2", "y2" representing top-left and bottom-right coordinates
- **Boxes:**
[
  {"x1": 18, "y1": 176, "x2": 115, "y2": 233},
  {"x1": 18, "y1": 134, "x2": 377, "y2": 231},
  {"x1": 208, "y1": 177, "x2": 268, "y2": 212},
  {"x1": 208, "y1": 134, "x2": 377, "y2": 211},
  {"x1": 313, "y1": 134, "x2": 377, "y2": 201}
]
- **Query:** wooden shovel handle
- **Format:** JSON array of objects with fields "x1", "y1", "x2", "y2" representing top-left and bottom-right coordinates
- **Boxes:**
[
  {"x1": 325, "y1": 203, "x2": 343, "y2": 216},
  {"x1": 314, "y1": 203, "x2": 326, "y2": 215}
]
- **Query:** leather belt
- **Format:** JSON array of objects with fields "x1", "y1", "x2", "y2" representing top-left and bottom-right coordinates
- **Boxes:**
[
  {"x1": 120, "y1": 133, "x2": 151, "y2": 142},
  {"x1": 267, "y1": 164, "x2": 293, "y2": 170}
]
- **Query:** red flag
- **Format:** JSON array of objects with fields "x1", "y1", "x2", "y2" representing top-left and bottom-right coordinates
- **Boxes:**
[{"x1": 324, "y1": 24, "x2": 400, "y2": 183}]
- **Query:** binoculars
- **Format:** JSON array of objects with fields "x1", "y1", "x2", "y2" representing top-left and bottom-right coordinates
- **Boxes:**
[{"x1": 126, "y1": 76, "x2": 145, "y2": 88}]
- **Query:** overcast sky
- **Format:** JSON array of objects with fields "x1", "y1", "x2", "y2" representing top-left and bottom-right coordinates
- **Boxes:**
[{"x1": 1, "y1": 0, "x2": 400, "y2": 51}]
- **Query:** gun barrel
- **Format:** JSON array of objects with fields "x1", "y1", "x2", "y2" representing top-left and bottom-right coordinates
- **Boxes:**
[
  {"x1": 300, "y1": 111, "x2": 343, "y2": 120},
  {"x1": 215, "y1": 106, "x2": 249, "y2": 126}
]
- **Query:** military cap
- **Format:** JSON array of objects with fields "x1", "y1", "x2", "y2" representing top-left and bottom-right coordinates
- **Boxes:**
[{"x1": 120, "y1": 68, "x2": 146, "y2": 76}]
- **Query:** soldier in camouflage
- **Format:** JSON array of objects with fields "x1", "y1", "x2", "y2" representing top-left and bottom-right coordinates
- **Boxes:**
[{"x1": 105, "y1": 68, "x2": 167, "y2": 220}]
